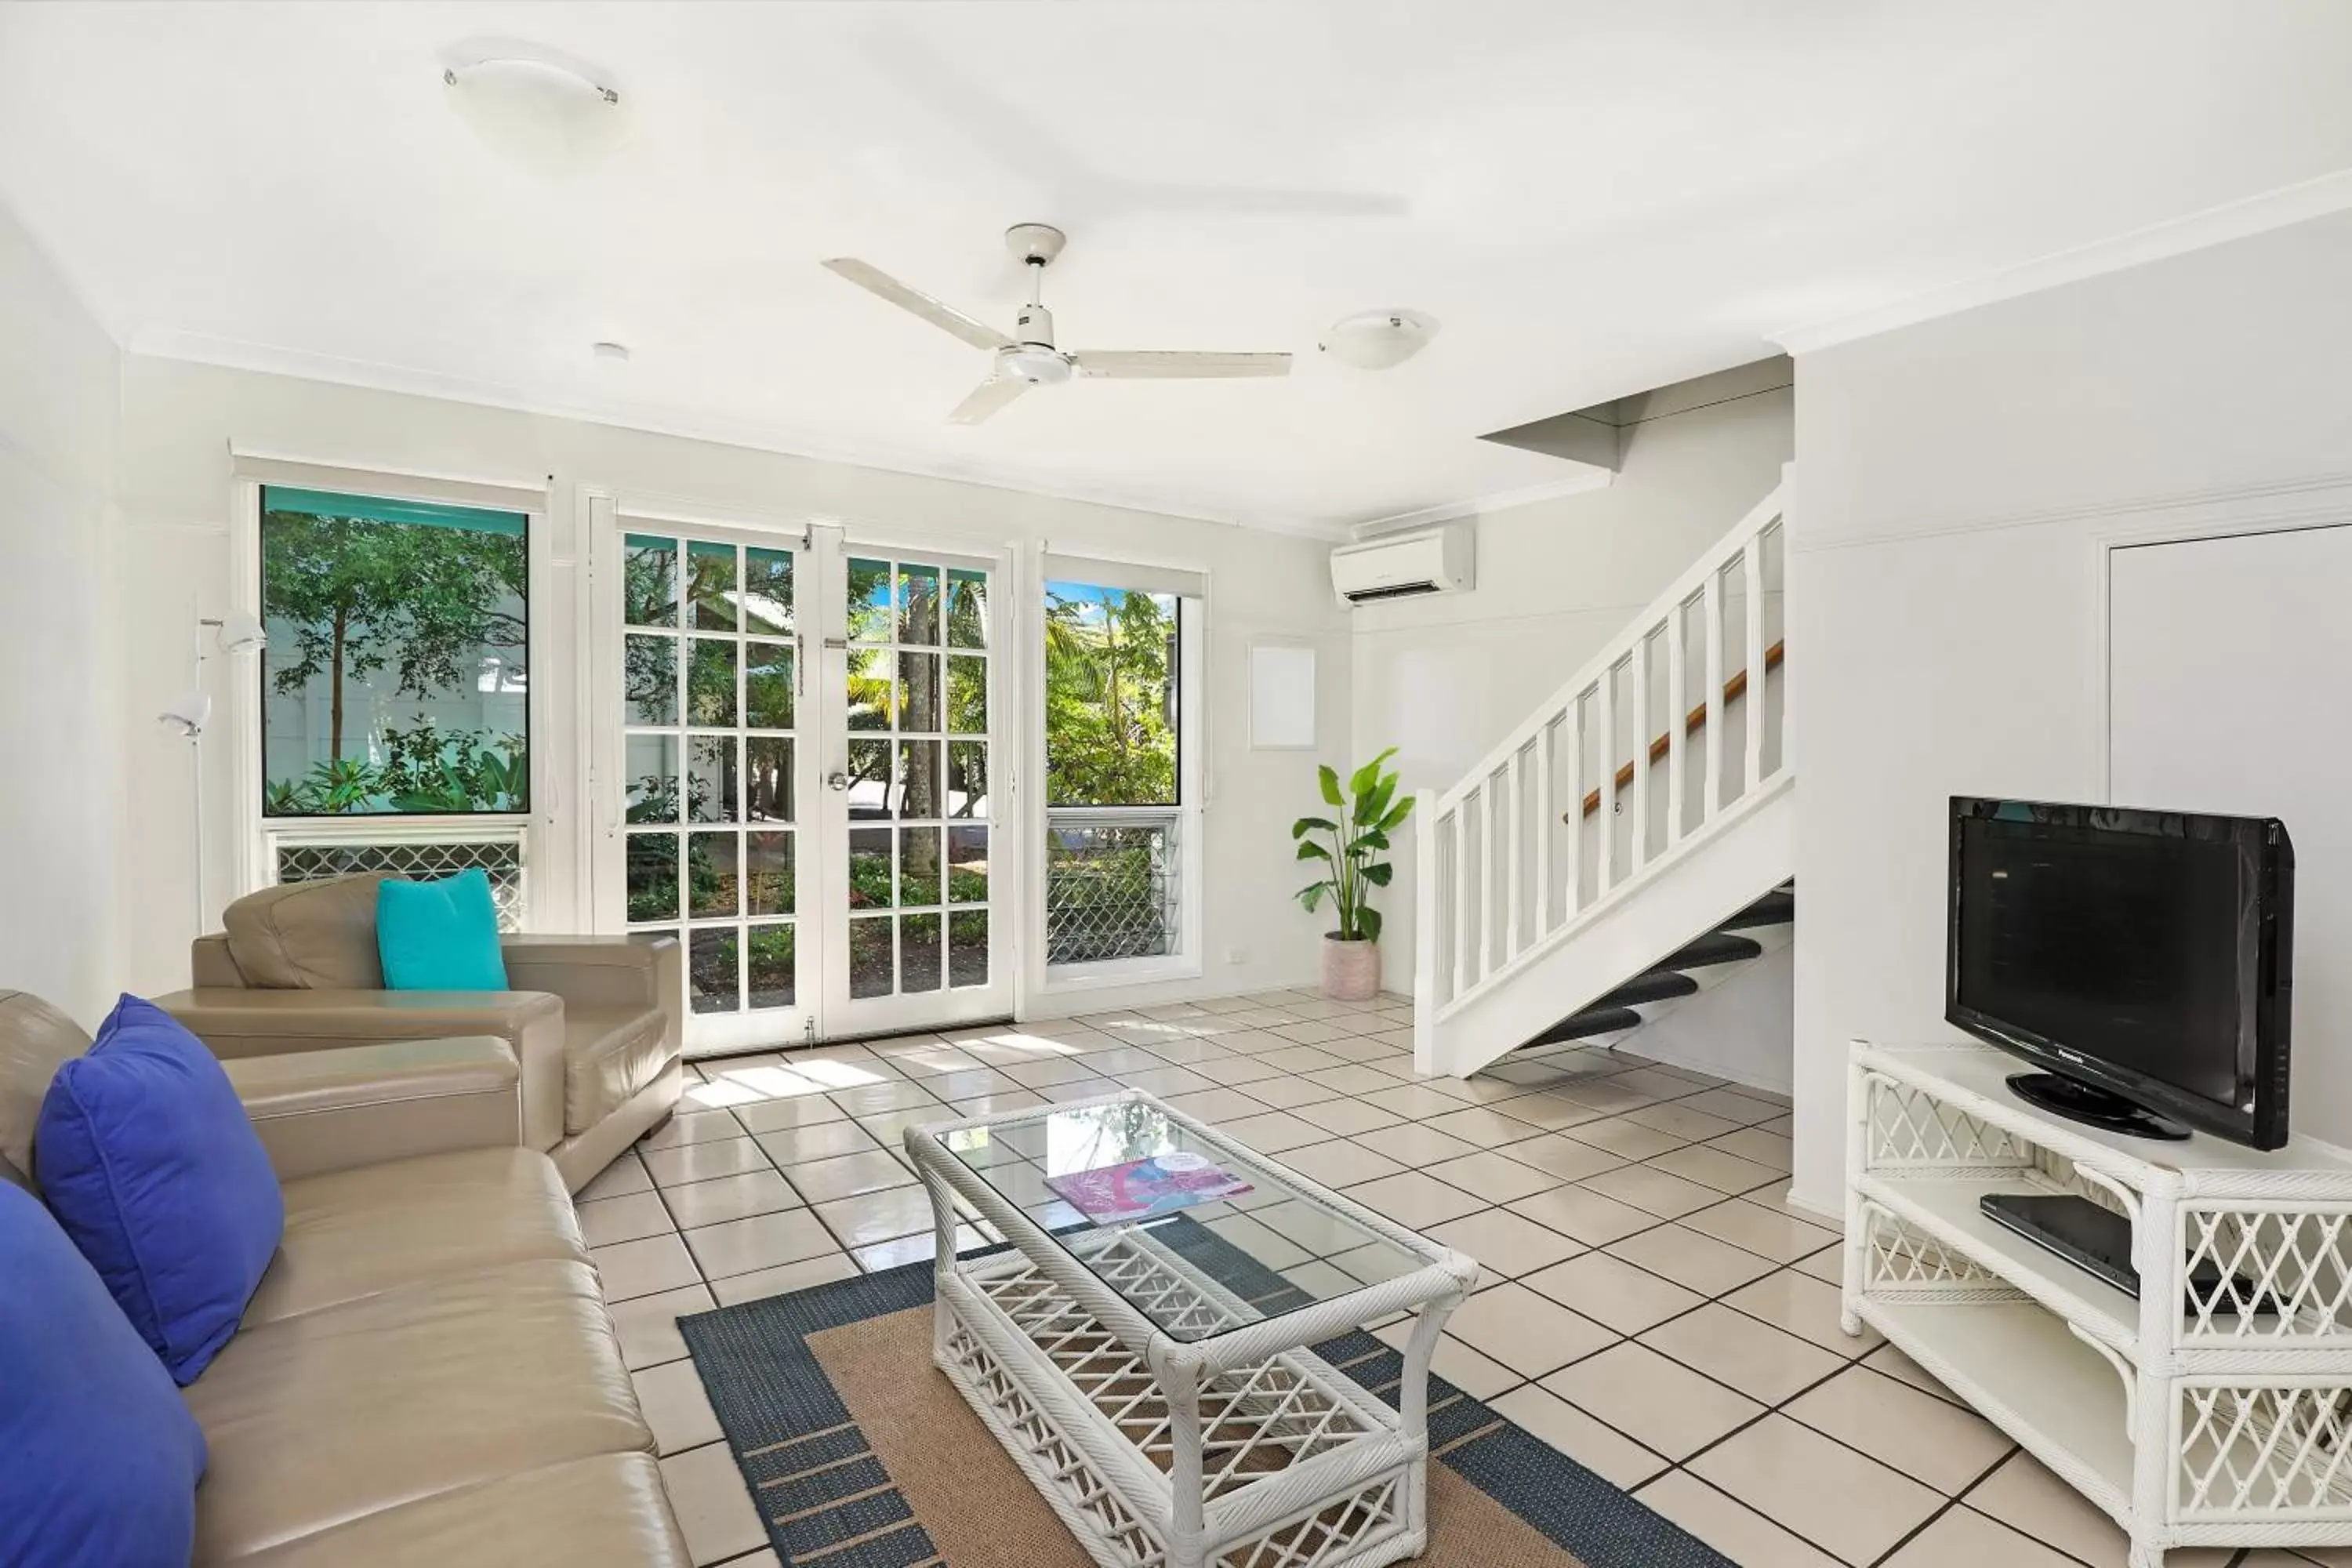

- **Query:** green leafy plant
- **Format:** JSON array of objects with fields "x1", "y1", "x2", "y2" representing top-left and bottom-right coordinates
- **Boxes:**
[{"x1": 1292, "y1": 748, "x2": 1414, "y2": 943}]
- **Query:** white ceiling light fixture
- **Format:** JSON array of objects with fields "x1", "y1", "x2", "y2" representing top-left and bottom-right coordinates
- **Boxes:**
[
  {"x1": 442, "y1": 40, "x2": 627, "y2": 175},
  {"x1": 823, "y1": 223, "x2": 1292, "y2": 425},
  {"x1": 1319, "y1": 310, "x2": 1438, "y2": 371}
]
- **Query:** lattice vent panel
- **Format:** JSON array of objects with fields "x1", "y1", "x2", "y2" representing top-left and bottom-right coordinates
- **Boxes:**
[
  {"x1": 274, "y1": 837, "x2": 524, "y2": 931},
  {"x1": 1864, "y1": 1074, "x2": 2036, "y2": 1171},
  {"x1": 1859, "y1": 1203, "x2": 2017, "y2": 1301},
  {"x1": 2183, "y1": 1209, "x2": 2352, "y2": 1342},
  {"x1": 2179, "y1": 1385, "x2": 2352, "y2": 1517}
]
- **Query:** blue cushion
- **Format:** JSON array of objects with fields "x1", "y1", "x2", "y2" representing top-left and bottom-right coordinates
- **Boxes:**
[
  {"x1": 37, "y1": 995, "x2": 285, "y2": 1385},
  {"x1": 0, "y1": 1181, "x2": 207, "y2": 1566},
  {"x1": 377, "y1": 868, "x2": 510, "y2": 990}
]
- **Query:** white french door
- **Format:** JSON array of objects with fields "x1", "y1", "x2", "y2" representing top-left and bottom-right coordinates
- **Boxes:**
[{"x1": 595, "y1": 509, "x2": 1011, "y2": 1054}]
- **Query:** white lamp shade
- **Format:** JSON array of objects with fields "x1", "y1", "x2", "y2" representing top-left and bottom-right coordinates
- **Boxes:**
[{"x1": 215, "y1": 610, "x2": 267, "y2": 655}]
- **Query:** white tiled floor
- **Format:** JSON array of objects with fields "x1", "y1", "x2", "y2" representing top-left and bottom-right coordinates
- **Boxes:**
[{"x1": 585, "y1": 989, "x2": 2328, "y2": 1568}]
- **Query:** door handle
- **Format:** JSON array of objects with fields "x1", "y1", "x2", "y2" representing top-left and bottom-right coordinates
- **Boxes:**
[{"x1": 826, "y1": 771, "x2": 851, "y2": 792}]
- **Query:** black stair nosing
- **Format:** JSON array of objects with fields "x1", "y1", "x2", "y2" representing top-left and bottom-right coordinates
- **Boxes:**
[
  {"x1": 1657, "y1": 932, "x2": 1764, "y2": 971},
  {"x1": 1519, "y1": 1007, "x2": 1645, "y2": 1048},
  {"x1": 1594, "y1": 970, "x2": 1700, "y2": 1009},
  {"x1": 1717, "y1": 889, "x2": 1795, "y2": 932}
]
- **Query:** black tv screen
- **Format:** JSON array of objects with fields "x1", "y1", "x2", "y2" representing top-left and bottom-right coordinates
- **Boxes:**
[{"x1": 1946, "y1": 798, "x2": 2293, "y2": 1149}]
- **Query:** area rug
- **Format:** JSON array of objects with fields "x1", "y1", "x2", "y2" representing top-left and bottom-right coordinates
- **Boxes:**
[{"x1": 679, "y1": 1224, "x2": 1733, "y2": 1568}]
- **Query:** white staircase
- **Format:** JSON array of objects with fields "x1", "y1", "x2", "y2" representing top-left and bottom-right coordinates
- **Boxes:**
[{"x1": 1414, "y1": 481, "x2": 1791, "y2": 1080}]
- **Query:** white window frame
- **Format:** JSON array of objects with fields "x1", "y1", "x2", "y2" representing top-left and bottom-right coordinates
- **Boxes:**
[
  {"x1": 1025, "y1": 546, "x2": 1207, "y2": 997},
  {"x1": 227, "y1": 458, "x2": 554, "y2": 924}
]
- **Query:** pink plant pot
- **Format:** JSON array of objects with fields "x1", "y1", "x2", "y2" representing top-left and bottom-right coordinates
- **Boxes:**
[{"x1": 1321, "y1": 935, "x2": 1381, "y2": 1002}]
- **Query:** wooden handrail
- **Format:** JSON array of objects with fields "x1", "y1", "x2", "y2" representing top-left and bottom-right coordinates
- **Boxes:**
[{"x1": 1571, "y1": 640, "x2": 1784, "y2": 820}]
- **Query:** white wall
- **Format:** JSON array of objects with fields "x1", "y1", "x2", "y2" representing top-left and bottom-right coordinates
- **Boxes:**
[
  {"x1": 1624, "y1": 944, "x2": 1795, "y2": 1098},
  {"x1": 1788, "y1": 205, "x2": 2352, "y2": 1211},
  {"x1": 0, "y1": 205, "x2": 122, "y2": 1026},
  {"x1": 109, "y1": 357, "x2": 1355, "y2": 1013},
  {"x1": 1352, "y1": 378, "x2": 1792, "y2": 990}
]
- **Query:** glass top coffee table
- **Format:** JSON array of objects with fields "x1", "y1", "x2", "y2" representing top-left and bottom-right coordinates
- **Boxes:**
[{"x1": 905, "y1": 1090, "x2": 1477, "y2": 1568}]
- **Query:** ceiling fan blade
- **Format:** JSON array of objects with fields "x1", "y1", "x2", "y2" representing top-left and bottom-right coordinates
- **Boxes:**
[
  {"x1": 1071, "y1": 351, "x2": 1292, "y2": 380},
  {"x1": 948, "y1": 377, "x2": 1030, "y2": 425},
  {"x1": 822, "y1": 258, "x2": 1011, "y2": 352}
]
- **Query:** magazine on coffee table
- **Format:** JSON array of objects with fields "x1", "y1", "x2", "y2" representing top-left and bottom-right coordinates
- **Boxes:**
[{"x1": 1045, "y1": 1152, "x2": 1255, "y2": 1225}]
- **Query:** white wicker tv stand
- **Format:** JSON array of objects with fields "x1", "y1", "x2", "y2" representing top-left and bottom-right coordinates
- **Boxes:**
[{"x1": 1843, "y1": 1042, "x2": 2352, "y2": 1567}]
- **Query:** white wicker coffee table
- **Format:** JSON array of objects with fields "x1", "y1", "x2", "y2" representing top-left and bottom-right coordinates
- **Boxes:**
[{"x1": 905, "y1": 1090, "x2": 1478, "y2": 1568}]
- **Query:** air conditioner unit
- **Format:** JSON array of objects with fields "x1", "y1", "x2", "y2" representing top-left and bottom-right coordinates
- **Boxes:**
[{"x1": 1329, "y1": 524, "x2": 1473, "y2": 606}]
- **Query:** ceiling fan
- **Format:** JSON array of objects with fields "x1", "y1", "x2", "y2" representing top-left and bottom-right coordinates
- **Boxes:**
[{"x1": 822, "y1": 223, "x2": 1290, "y2": 424}]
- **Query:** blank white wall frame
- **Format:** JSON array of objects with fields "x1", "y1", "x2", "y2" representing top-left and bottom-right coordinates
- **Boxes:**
[{"x1": 1248, "y1": 643, "x2": 1317, "y2": 750}]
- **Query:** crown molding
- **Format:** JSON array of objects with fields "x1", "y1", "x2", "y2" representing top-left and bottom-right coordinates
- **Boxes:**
[
  {"x1": 1348, "y1": 467, "x2": 1615, "y2": 539},
  {"x1": 1769, "y1": 166, "x2": 2352, "y2": 358},
  {"x1": 123, "y1": 327, "x2": 1353, "y2": 543}
]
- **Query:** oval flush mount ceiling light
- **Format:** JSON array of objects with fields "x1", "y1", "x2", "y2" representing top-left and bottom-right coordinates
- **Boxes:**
[
  {"x1": 1318, "y1": 310, "x2": 1438, "y2": 371},
  {"x1": 442, "y1": 39, "x2": 627, "y2": 175}
]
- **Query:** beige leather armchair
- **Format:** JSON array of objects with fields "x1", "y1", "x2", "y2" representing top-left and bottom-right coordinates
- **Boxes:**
[{"x1": 157, "y1": 873, "x2": 682, "y2": 1192}]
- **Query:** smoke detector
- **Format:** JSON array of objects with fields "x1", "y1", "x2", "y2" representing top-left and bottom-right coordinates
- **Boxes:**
[{"x1": 1319, "y1": 310, "x2": 1437, "y2": 371}]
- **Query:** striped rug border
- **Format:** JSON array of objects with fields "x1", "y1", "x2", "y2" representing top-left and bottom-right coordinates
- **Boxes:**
[{"x1": 678, "y1": 1221, "x2": 1734, "y2": 1568}]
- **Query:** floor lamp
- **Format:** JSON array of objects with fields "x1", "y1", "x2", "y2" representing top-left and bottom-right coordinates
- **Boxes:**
[{"x1": 158, "y1": 610, "x2": 269, "y2": 937}]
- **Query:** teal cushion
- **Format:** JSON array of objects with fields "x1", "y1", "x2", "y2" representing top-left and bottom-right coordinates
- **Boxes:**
[{"x1": 376, "y1": 869, "x2": 509, "y2": 990}]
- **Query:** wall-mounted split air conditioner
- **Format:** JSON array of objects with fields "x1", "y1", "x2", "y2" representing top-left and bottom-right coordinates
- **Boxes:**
[{"x1": 1329, "y1": 524, "x2": 1474, "y2": 606}]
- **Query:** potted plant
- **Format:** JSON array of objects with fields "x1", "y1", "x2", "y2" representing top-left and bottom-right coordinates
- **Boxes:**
[{"x1": 1294, "y1": 747, "x2": 1414, "y2": 1001}]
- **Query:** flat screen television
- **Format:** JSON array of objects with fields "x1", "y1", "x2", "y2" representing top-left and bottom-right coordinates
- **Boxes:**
[{"x1": 1946, "y1": 797, "x2": 2294, "y2": 1150}]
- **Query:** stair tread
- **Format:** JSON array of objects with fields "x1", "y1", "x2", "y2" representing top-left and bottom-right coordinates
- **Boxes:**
[
  {"x1": 1717, "y1": 889, "x2": 1795, "y2": 931},
  {"x1": 1520, "y1": 1007, "x2": 1644, "y2": 1049},
  {"x1": 1658, "y1": 932, "x2": 1764, "y2": 970},
  {"x1": 1595, "y1": 970, "x2": 1700, "y2": 1008}
]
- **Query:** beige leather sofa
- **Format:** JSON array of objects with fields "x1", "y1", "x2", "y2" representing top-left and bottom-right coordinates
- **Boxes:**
[
  {"x1": 0, "y1": 988, "x2": 691, "y2": 1566},
  {"x1": 155, "y1": 873, "x2": 682, "y2": 1192}
]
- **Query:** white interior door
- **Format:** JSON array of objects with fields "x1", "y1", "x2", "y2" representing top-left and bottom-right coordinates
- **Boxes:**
[
  {"x1": 2110, "y1": 521, "x2": 2352, "y2": 1144},
  {"x1": 813, "y1": 528, "x2": 1012, "y2": 1035},
  {"x1": 598, "y1": 512, "x2": 1009, "y2": 1053}
]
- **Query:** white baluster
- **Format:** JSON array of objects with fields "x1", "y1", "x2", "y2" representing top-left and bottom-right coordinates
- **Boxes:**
[
  {"x1": 1534, "y1": 717, "x2": 1555, "y2": 938},
  {"x1": 1666, "y1": 597, "x2": 1688, "y2": 846},
  {"x1": 1596, "y1": 661, "x2": 1617, "y2": 892},
  {"x1": 1413, "y1": 789, "x2": 1440, "y2": 1073},
  {"x1": 1630, "y1": 632, "x2": 1651, "y2": 873},
  {"x1": 1504, "y1": 751, "x2": 1523, "y2": 961},
  {"x1": 1563, "y1": 692, "x2": 1584, "y2": 917},
  {"x1": 1703, "y1": 572, "x2": 1725, "y2": 820},
  {"x1": 1744, "y1": 539, "x2": 1768, "y2": 795},
  {"x1": 1449, "y1": 806, "x2": 1468, "y2": 1000},
  {"x1": 1477, "y1": 780, "x2": 1495, "y2": 982}
]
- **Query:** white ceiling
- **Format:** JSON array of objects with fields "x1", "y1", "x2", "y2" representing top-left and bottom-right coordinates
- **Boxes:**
[{"x1": 5, "y1": 2, "x2": 2350, "y2": 535}]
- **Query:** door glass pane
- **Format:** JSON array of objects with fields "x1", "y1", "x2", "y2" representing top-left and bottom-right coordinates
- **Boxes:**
[
  {"x1": 947, "y1": 655, "x2": 987, "y2": 733},
  {"x1": 743, "y1": 547, "x2": 793, "y2": 635},
  {"x1": 627, "y1": 832, "x2": 679, "y2": 921},
  {"x1": 848, "y1": 826, "x2": 893, "y2": 909},
  {"x1": 898, "y1": 826, "x2": 941, "y2": 910},
  {"x1": 898, "y1": 564, "x2": 940, "y2": 644},
  {"x1": 948, "y1": 741, "x2": 986, "y2": 818},
  {"x1": 689, "y1": 928, "x2": 739, "y2": 1013},
  {"x1": 848, "y1": 557, "x2": 892, "y2": 641},
  {"x1": 746, "y1": 832, "x2": 795, "y2": 915},
  {"x1": 949, "y1": 909, "x2": 989, "y2": 989},
  {"x1": 746, "y1": 923, "x2": 794, "y2": 1008},
  {"x1": 625, "y1": 535, "x2": 678, "y2": 627},
  {"x1": 846, "y1": 739, "x2": 890, "y2": 815},
  {"x1": 687, "y1": 735, "x2": 736, "y2": 822},
  {"x1": 688, "y1": 639, "x2": 737, "y2": 726},
  {"x1": 897, "y1": 651, "x2": 939, "y2": 731},
  {"x1": 688, "y1": 830, "x2": 739, "y2": 917},
  {"x1": 948, "y1": 826, "x2": 988, "y2": 906},
  {"x1": 625, "y1": 636, "x2": 677, "y2": 725},
  {"x1": 897, "y1": 740, "x2": 940, "y2": 820},
  {"x1": 902, "y1": 913, "x2": 942, "y2": 994},
  {"x1": 688, "y1": 541, "x2": 738, "y2": 630},
  {"x1": 746, "y1": 737, "x2": 793, "y2": 822},
  {"x1": 746, "y1": 641, "x2": 793, "y2": 728},
  {"x1": 625, "y1": 735, "x2": 679, "y2": 823},
  {"x1": 846, "y1": 646, "x2": 891, "y2": 730},
  {"x1": 849, "y1": 916, "x2": 894, "y2": 999},
  {"x1": 946, "y1": 568, "x2": 987, "y2": 648}
]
